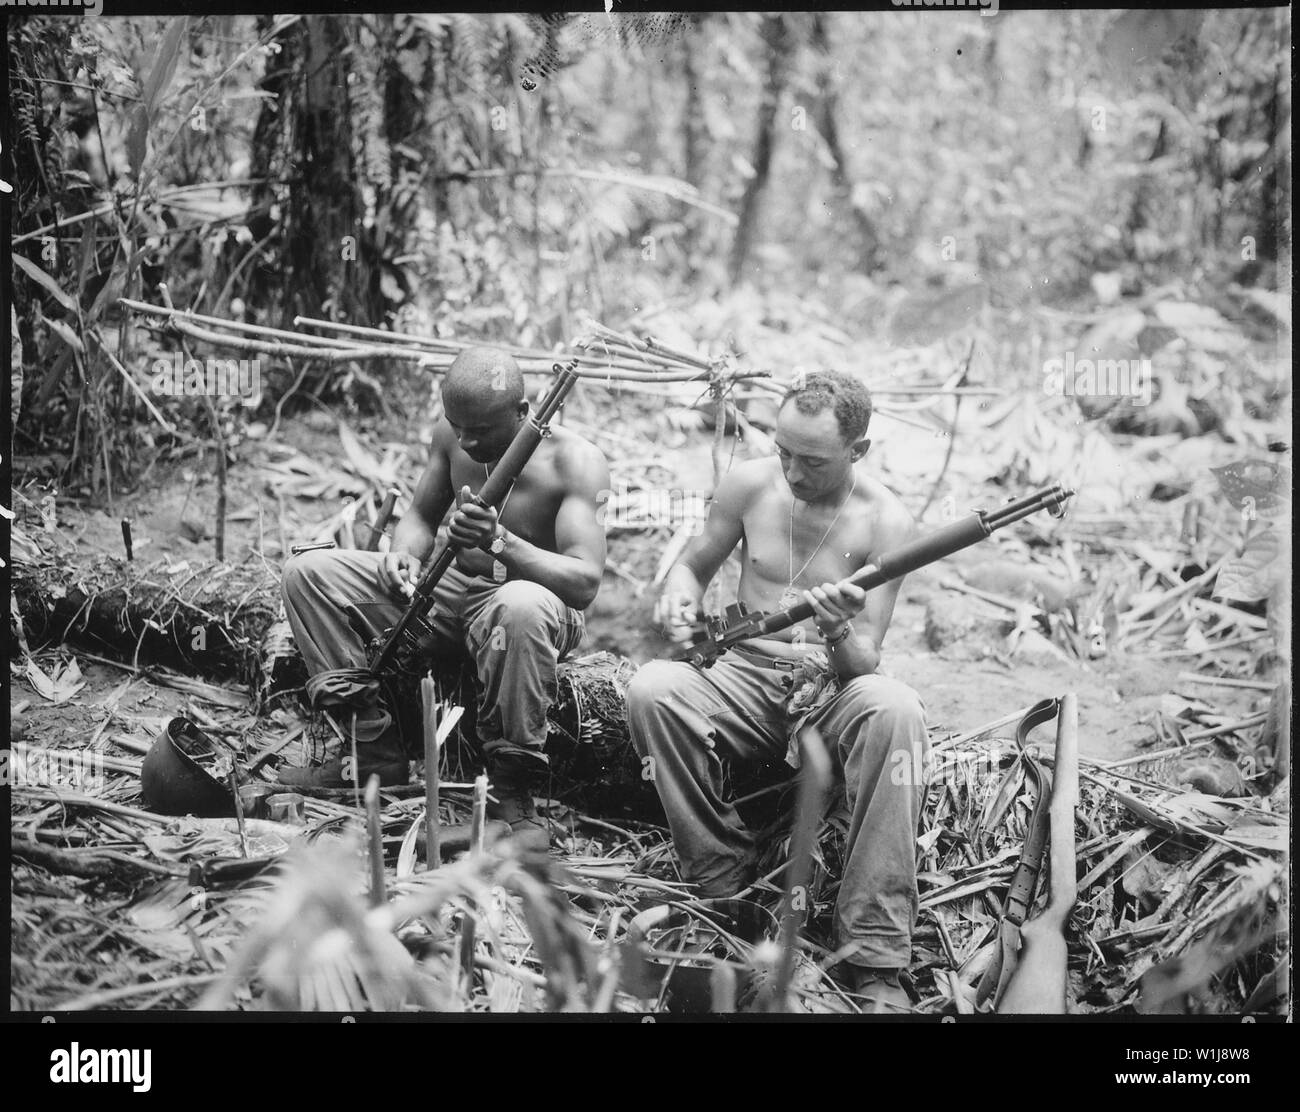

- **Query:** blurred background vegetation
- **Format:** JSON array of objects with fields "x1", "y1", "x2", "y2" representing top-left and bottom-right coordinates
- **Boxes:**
[{"x1": 6, "y1": 9, "x2": 1291, "y2": 495}]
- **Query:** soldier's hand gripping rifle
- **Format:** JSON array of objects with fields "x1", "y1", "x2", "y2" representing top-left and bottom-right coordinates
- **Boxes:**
[
  {"x1": 673, "y1": 482, "x2": 1075, "y2": 668},
  {"x1": 366, "y1": 361, "x2": 581, "y2": 678}
]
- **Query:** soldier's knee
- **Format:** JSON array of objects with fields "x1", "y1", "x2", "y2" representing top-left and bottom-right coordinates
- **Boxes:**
[
  {"x1": 485, "y1": 580, "x2": 555, "y2": 629},
  {"x1": 626, "y1": 660, "x2": 684, "y2": 714},
  {"x1": 842, "y1": 675, "x2": 926, "y2": 727},
  {"x1": 281, "y1": 550, "x2": 332, "y2": 604}
]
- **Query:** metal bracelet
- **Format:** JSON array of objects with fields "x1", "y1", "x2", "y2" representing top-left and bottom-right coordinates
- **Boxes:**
[{"x1": 822, "y1": 622, "x2": 854, "y2": 648}]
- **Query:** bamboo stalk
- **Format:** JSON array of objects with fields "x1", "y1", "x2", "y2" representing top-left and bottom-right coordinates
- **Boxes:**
[
  {"x1": 11, "y1": 742, "x2": 142, "y2": 776},
  {"x1": 1139, "y1": 633, "x2": 1267, "y2": 658},
  {"x1": 1075, "y1": 827, "x2": 1157, "y2": 892},
  {"x1": 1076, "y1": 768, "x2": 1265, "y2": 860},
  {"x1": 147, "y1": 314, "x2": 419, "y2": 364},
  {"x1": 1191, "y1": 598, "x2": 1270, "y2": 630},
  {"x1": 919, "y1": 338, "x2": 977, "y2": 519},
  {"x1": 142, "y1": 314, "x2": 727, "y2": 383},
  {"x1": 365, "y1": 774, "x2": 386, "y2": 907},
  {"x1": 470, "y1": 774, "x2": 488, "y2": 853},
  {"x1": 13, "y1": 179, "x2": 272, "y2": 245},
  {"x1": 932, "y1": 705, "x2": 1040, "y2": 754},
  {"x1": 230, "y1": 769, "x2": 249, "y2": 858},
  {"x1": 939, "y1": 575, "x2": 1042, "y2": 616},
  {"x1": 88, "y1": 330, "x2": 179, "y2": 434},
  {"x1": 13, "y1": 837, "x2": 186, "y2": 880},
  {"x1": 1120, "y1": 555, "x2": 1230, "y2": 624},
  {"x1": 1103, "y1": 713, "x2": 1269, "y2": 768},
  {"x1": 122, "y1": 298, "x2": 386, "y2": 352},
  {"x1": 159, "y1": 284, "x2": 227, "y2": 562},
  {"x1": 460, "y1": 774, "x2": 489, "y2": 984},
  {"x1": 1177, "y1": 672, "x2": 1276, "y2": 691},
  {"x1": 15, "y1": 787, "x2": 172, "y2": 825},
  {"x1": 52, "y1": 971, "x2": 225, "y2": 1012},
  {"x1": 295, "y1": 315, "x2": 497, "y2": 353},
  {"x1": 138, "y1": 297, "x2": 707, "y2": 379},
  {"x1": 421, "y1": 678, "x2": 441, "y2": 871}
]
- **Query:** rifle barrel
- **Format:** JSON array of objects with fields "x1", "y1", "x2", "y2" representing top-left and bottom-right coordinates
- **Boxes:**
[
  {"x1": 679, "y1": 483, "x2": 1075, "y2": 665},
  {"x1": 985, "y1": 483, "x2": 1071, "y2": 529}
]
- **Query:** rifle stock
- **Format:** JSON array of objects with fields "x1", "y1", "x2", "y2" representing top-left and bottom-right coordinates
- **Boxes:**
[{"x1": 997, "y1": 692, "x2": 1079, "y2": 1014}]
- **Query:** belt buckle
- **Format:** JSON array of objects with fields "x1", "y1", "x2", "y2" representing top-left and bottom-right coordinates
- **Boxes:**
[{"x1": 772, "y1": 658, "x2": 797, "y2": 691}]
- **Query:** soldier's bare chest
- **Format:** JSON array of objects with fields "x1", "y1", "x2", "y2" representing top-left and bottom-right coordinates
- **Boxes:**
[
  {"x1": 448, "y1": 449, "x2": 564, "y2": 534},
  {"x1": 742, "y1": 492, "x2": 875, "y2": 585}
]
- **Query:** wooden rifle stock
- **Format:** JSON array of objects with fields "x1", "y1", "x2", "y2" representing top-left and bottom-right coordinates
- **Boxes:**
[{"x1": 997, "y1": 692, "x2": 1079, "y2": 1013}]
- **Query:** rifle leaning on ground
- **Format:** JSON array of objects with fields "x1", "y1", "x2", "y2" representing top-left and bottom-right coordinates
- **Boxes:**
[
  {"x1": 673, "y1": 482, "x2": 1075, "y2": 668},
  {"x1": 973, "y1": 697, "x2": 1060, "y2": 1010},
  {"x1": 366, "y1": 361, "x2": 581, "y2": 678},
  {"x1": 994, "y1": 692, "x2": 1080, "y2": 1014}
]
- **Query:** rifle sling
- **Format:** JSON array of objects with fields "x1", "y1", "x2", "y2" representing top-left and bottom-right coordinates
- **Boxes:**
[{"x1": 974, "y1": 698, "x2": 1061, "y2": 1010}]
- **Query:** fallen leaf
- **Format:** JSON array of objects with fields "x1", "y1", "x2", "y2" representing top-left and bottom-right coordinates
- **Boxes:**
[
  {"x1": 1210, "y1": 459, "x2": 1291, "y2": 517},
  {"x1": 1214, "y1": 528, "x2": 1281, "y2": 602},
  {"x1": 26, "y1": 656, "x2": 86, "y2": 704},
  {"x1": 337, "y1": 420, "x2": 394, "y2": 487}
]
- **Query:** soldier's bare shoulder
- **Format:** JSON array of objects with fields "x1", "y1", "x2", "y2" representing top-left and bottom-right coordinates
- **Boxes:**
[
  {"x1": 855, "y1": 471, "x2": 916, "y2": 541},
  {"x1": 551, "y1": 425, "x2": 610, "y2": 483},
  {"x1": 718, "y1": 456, "x2": 782, "y2": 500}
]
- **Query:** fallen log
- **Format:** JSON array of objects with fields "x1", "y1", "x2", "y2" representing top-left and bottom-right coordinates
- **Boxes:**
[
  {"x1": 12, "y1": 551, "x2": 281, "y2": 691},
  {"x1": 11, "y1": 550, "x2": 794, "y2": 817},
  {"x1": 10, "y1": 552, "x2": 658, "y2": 813}
]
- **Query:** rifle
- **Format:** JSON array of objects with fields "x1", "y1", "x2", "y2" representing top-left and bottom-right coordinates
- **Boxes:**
[
  {"x1": 366, "y1": 361, "x2": 580, "y2": 677},
  {"x1": 973, "y1": 697, "x2": 1061, "y2": 1010},
  {"x1": 997, "y1": 692, "x2": 1079, "y2": 1013},
  {"x1": 673, "y1": 482, "x2": 1075, "y2": 668}
]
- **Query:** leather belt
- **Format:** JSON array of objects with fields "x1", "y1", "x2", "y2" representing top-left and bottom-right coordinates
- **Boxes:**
[{"x1": 728, "y1": 645, "x2": 799, "y2": 672}]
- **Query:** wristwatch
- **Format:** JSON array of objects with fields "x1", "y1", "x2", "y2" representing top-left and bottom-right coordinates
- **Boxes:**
[{"x1": 487, "y1": 525, "x2": 508, "y2": 556}]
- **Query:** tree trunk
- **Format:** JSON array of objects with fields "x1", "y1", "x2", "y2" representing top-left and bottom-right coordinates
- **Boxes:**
[
  {"x1": 811, "y1": 13, "x2": 883, "y2": 276},
  {"x1": 246, "y1": 17, "x2": 384, "y2": 329},
  {"x1": 728, "y1": 14, "x2": 795, "y2": 287},
  {"x1": 1127, "y1": 117, "x2": 1168, "y2": 241},
  {"x1": 681, "y1": 29, "x2": 705, "y2": 189},
  {"x1": 679, "y1": 21, "x2": 711, "y2": 278}
]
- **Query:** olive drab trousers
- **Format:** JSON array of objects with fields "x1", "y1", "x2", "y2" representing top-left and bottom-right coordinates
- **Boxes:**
[
  {"x1": 626, "y1": 653, "x2": 929, "y2": 971},
  {"x1": 281, "y1": 549, "x2": 584, "y2": 763}
]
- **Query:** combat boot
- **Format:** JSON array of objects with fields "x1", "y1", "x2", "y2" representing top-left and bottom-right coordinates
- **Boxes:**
[
  {"x1": 276, "y1": 722, "x2": 409, "y2": 789},
  {"x1": 485, "y1": 750, "x2": 550, "y2": 838}
]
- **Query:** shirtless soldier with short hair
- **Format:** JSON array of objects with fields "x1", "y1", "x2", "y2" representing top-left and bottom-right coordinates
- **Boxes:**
[
  {"x1": 626, "y1": 370, "x2": 927, "y2": 1011},
  {"x1": 278, "y1": 347, "x2": 610, "y2": 833}
]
